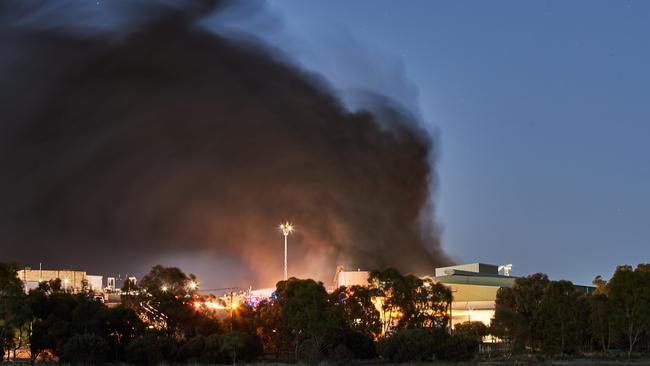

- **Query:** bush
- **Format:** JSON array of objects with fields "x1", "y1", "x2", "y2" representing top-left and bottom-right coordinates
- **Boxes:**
[
  {"x1": 177, "y1": 335, "x2": 206, "y2": 363},
  {"x1": 336, "y1": 330, "x2": 376, "y2": 360},
  {"x1": 125, "y1": 334, "x2": 173, "y2": 366},
  {"x1": 378, "y1": 328, "x2": 435, "y2": 362},
  {"x1": 62, "y1": 333, "x2": 109, "y2": 365},
  {"x1": 177, "y1": 332, "x2": 260, "y2": 364},
  {"x1": 200, "y1": 333, "x2": 227, "y2": 364},
  {"x1": 435, "y1": 333, "x2": 479, "y2": 361},
  {"x1": 223, "y1": 332, "x2": 262, "y2": 363},
  {"x1": 378, "y1": 327, "x2": 478, "y2": 362},
  {"x1": 454, "y1": 321, "x2": 488, "y2": 342}
]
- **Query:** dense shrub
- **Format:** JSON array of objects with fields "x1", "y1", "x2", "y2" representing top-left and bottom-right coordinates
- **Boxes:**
[
  {"x1": 201, "y1": 334, "x2": 227, "y2": 364},
  {"x1": 337, "y1": 330, "x2": 376, "y2": 360},
  {"x1": 378, "y1": 328, "x2": 478, "y2": 362},
  {"x1": 125, "y1": 334, "x2": 174, "y2": 366},
  {"x1": 178, "y1": 335, "x2": 206, "y2": 363},
  {"x1": 62, "y1": 333, "x2": 109, "y2": 365},
  {"x1": 454, "y1": 321, "x2": 488, "y2": 342},
  {"x1": 225, "y1": 332, "x2": 262, "y2": 363},
  {"x1": 378, "y1": 328, "x2": 435, "y2": 362},
  {"x1": 435, "y1": 333, "x2": 479, "y2": 361},
  {"x1": 175, "y1": 332, "x2": 260, "y2": 364}
]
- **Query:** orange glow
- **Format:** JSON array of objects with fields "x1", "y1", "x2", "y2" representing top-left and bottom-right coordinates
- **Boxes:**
[
  {"x1": 192, "y1": 300, "x2": 228, "y2": 310},
  {"x1": 205, "y1": 301, "x2": 227, "y2": 310}
]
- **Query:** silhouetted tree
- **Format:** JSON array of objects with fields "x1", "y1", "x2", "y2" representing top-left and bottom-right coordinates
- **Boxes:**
[
  {"x1": 454, "y1": 321, "x2": 488, "y2": 343},
  {"x1": 405, "y1": 278, "x2": 451, "y2": 329},
  {"x1": 607, "y1": 264, "x2": 650, "y2": 358},
  {"x1": 62, "y1": 333, "x2": 109, "y2": 365},
  {"x1": 493, "y1": 273, "x2": 549, "y2": 353},
  {"x1": 330, "y1": 285, "x2": 381, "y2": 338},
  {"x1": 275, "y1": 278, "x2": 342, "y2": 363},
  {"x1": 102, "y1": 306, "x2": 145, "y2": 361},
  {"x1": 125, "y1": 334, "x2": 173, "y2": 366},
  {"x1": 0, "y1": 262, "x2": 29, "y2": 361},
  {"x1": 220, "y1": 331, "x2": 245, "y2": 365},
  {"x1": 589, "y1": 277, "x2": 612, "y2": 354},
  {"x1": 251, "y1": 299, "x2": 283, "y2": 358},
  {"x1": 539, "y1": 280, "x2": 582, "y2": 355},
  {"x1": 139, "y1": 265, "x2": 195, "y2": 296},
  {"x1": 368, "y1": 268, "x2": 403, "y2": 334},
  {"x1": 377, "y1": 328, "x2": 435, "y2": 362},
  {"x1": 369, "y1": 268, "x2": 450, "y2": 332}
]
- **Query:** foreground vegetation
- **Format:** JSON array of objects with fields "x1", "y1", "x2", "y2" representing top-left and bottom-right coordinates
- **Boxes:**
[
  {"x1": 492, "y1": 264, "x2": 650, "y2": 359},
  {"x1": 0, "y1": 264, "x2": 470, "y2": 365},
  {"x1": 1, "y1": 262, "x2": 650, "y2": 365}
]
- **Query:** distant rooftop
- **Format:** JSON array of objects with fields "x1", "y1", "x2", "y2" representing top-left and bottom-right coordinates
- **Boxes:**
[
  {"x1": 432, "y1": 263, "x2": 516, "y2": 288},
  {"x1": 435, "y1": 263, "x2": 501, "y2": 277}
]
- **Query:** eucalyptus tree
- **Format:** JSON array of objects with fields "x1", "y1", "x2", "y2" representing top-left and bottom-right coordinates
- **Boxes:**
[{"x1": 607, "y1": 264, "x2": 650, "y2": 358}]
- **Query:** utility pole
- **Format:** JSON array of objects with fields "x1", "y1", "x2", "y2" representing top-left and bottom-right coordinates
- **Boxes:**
[
  {"x1": 230, "y1": 291, "x2": 234, "y2": 333},
  {"x1": 197, "y1": 287, "x2": 239, "y2": 333}
]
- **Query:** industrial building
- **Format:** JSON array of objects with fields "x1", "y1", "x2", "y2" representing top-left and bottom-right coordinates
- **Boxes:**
[
  {"x1": 334, "y1": 263, "x2": 516, "y2": 328},
  {"x1": 17, "y1": 267, "x2": 104, "y2": 293},
  {"x1": 427, "y1": 263, "x2": 515, "y2": 327},
  {"x1": 333, "y1": 265, "x2": 370, "y2": 289}
]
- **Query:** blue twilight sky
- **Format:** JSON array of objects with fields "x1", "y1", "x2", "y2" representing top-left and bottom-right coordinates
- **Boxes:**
[{"x1": 251, "y1": 1, "x2": 650, "y2": 285}]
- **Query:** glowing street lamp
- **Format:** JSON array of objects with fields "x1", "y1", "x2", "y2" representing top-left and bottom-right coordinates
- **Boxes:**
[
  {"x1": 161, "y1": 285, "x2": 168, "y2": 292},
  {"x1": 188, "y1": 281, "x2": 198, "y2": 291},
  {"x1": 279, "y1": 222, "x2": 294, "y2": 281}
]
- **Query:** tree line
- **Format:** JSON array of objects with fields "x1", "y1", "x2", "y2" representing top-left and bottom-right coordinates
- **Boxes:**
[
  {"x1": 2, "y1": 262, "x2": 649, "y2": 364},
  {"x1": 491, "y1": 264, "x2": 650, "y2": 359},
  {"x1": 0, "y1": 263, "x2": 471, "y2": 364}
]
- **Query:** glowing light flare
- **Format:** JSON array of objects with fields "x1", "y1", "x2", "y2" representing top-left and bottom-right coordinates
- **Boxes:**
[
  {"x1": 161, "y1": 285, "x2": 168, "y2": 292},
  {"x1": 279, "y1": 222, "x2": 294, "y2": 236},
  {"x1": 188, "y1": 281, "x2": 198, "y2": 290}
]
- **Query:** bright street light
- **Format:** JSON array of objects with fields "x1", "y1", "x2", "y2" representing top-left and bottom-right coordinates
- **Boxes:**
[
  {"x1": 161, "y1": 285, "x2": 168, "y2": 292},
  {"x1": 279, "y1": 222, "x2": 294, "y2": 281}
]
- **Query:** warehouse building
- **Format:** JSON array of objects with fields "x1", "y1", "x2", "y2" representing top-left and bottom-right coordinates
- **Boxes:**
[
  {"x1": 17, "y1": 267, "x2": 104, "y2": 293},
  {"x1": 334, "y1": 262, "x2": 516, "y2": 328},
  {"x1": 333, "y1": 265, "x2": 370, "y2": 289},
  {"x1": 426, "y1": 263, "x2": 515, "y2": 327}
]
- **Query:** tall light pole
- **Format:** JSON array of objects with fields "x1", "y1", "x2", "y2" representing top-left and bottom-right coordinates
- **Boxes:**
[{"x1": 279, "y1": 222, "x2": 294, "y2": 281}]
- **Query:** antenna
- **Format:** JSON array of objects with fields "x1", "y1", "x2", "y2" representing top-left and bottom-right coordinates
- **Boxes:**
[{"x1": 498, "y1": 264, "x2": 513, "y2": 277}]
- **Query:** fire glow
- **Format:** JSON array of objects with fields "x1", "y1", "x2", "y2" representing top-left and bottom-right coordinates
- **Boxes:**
[{"x1": 192, "y1": 300, "x2": 238, "y2": 311}]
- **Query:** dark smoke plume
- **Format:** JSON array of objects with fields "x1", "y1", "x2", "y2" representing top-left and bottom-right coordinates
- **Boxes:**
[{"x1": 0, "y1": 0, "x2": 450, "y2": 287}]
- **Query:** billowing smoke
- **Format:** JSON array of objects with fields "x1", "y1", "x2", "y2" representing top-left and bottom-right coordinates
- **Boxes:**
[{"x1": 0, "y1": 0, "x2": 450, "y2": 287}]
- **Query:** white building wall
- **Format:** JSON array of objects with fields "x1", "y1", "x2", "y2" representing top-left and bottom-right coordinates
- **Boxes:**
[
  {"x1": 337, "y1": 270, "x2": 370, "y2": 288},
  {"x1": 86, "y1": 275, "x2": 103, "y2": 292}
]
